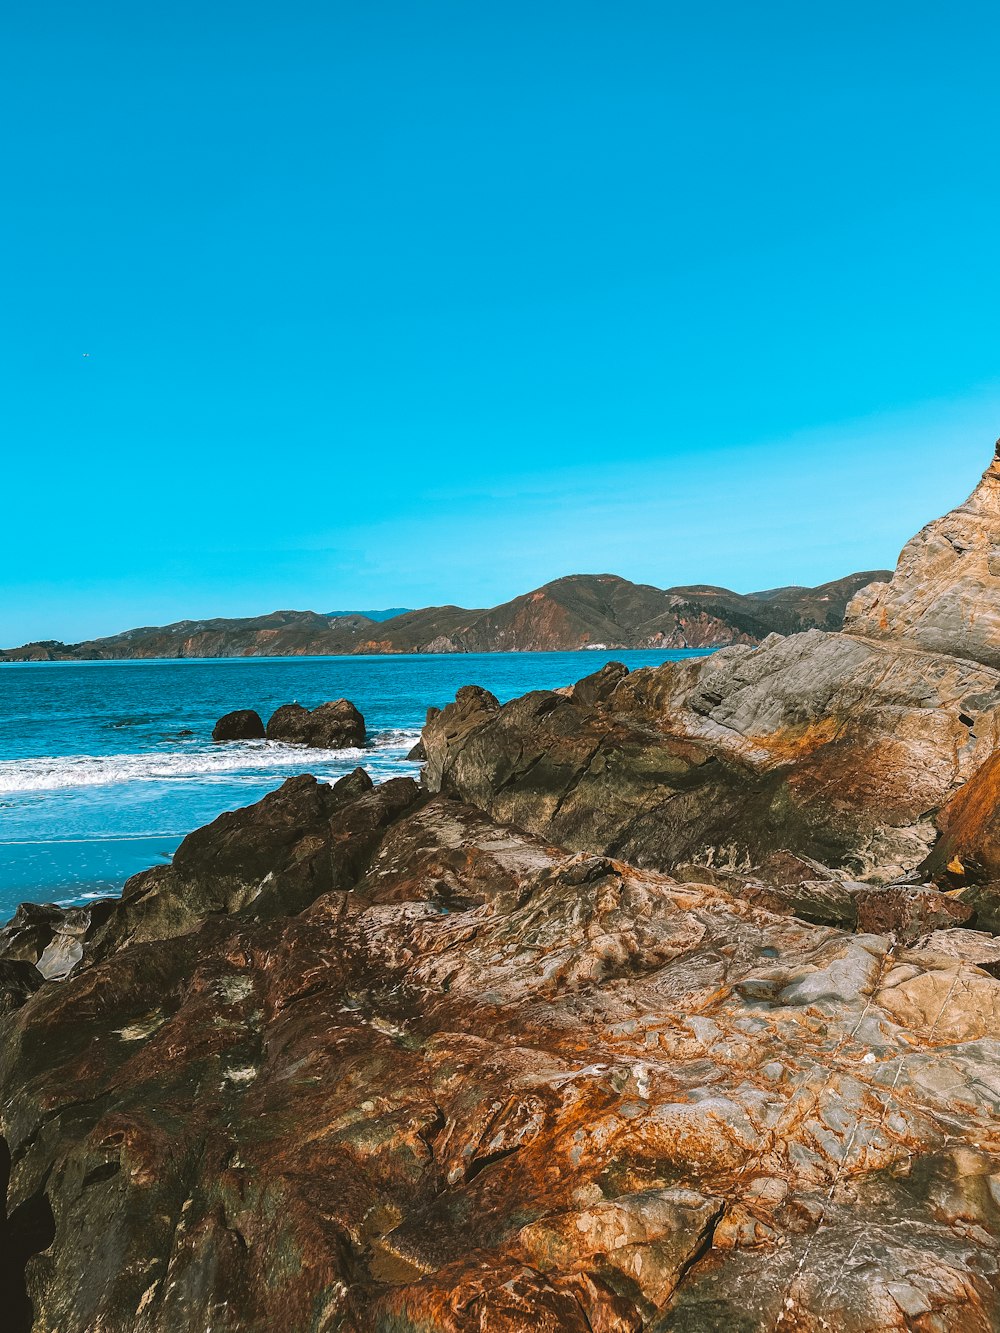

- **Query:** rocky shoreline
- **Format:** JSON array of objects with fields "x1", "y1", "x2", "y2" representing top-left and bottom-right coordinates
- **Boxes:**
[{"x1": 4, "y1": 450, "x2": 1000, "y2": 1329}]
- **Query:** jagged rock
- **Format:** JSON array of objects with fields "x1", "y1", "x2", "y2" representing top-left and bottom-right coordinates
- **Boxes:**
[
  {"x1": 265, "y1": 699, "x2": 366, "y2": 748},
  {"x1": 35, "y1": 909, "x2": 91, "y2": 980},
  {"x1": 424, "y1": 627, "x2": 1000, "y2": 881},
  {"x1": 406, "y1": 738, "x2": 426, "y2": 761},
  {"x1": 88, "y1": 769, "x2": 419, "y2": 956},
  {"x1": 6, "y1": 792, "x2": 1000, "y2": 1330},
  {"x1": 954, "y1": 880, "x2": 1000, "y2": 934},
  {"x1": 570, "y1": 660, "x2": 629, "y2": 707},
  {"x1": 0, "y1": 901, "x2": 115, "y2": 980},
  {"x1": 0, "y1": 902, "x2": 68, "y2": 964},
  {"x1": 212, "y1": 708, "x2": 265, "y2": 741},
  {"x1": 845, "y1": 441, "x2": 1000, "y2": 667}
]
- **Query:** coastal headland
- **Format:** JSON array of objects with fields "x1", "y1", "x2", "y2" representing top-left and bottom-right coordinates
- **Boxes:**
[{"x1": 1, "y1": 570, "x2": 888, "y2": 662}]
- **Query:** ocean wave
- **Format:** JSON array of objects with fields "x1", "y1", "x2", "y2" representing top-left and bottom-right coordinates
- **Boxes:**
[{"x1": 0, "y1": 733, "x2": 422, "y2": 795}]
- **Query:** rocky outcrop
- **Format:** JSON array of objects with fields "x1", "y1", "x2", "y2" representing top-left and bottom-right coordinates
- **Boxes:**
[
  {"x1": 424, "y1": 630, "x2": 1000, "y2": 881},
  {"x1": 1, "y1": 570, "x2": 888, "y2": 660},
  {"x1": 845, "y1": 441, "x2": 1000, "y2": 667},
  {"x1": 10, "y1": 445, "x2": 1000, "y2": 1329},
  {"x1": 5, "y1": 783, "x2": 1000, "y2": 1329},
  {"x1": 264, "y1": 699, "x2": 366, "y2": 749},
  {"x1": 212, "y1": 709, "x2": 265, "y2": 741}
]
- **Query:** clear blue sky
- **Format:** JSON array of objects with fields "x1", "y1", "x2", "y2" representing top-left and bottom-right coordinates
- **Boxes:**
[{"x1": 3, "y1": 0, "x2": 999, "y2": 643}]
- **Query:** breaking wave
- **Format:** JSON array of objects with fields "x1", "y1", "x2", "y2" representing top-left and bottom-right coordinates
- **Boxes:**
[{"x1": 0, "y1": 732, "x2": 422, "y2": 795}]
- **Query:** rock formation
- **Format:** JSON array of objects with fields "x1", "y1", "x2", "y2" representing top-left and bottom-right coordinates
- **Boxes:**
[
  {"x1": 212, "y1": 709, "x2": 266, "y2": 741},
  {"x1": 264, "y1": 699, "x2": 366, "y2": 749},
  {"x1": 424, "y1": 629, "x2": 1000, "y2": 881},
  {"x1": 845, "y1": 441, "x2": 1000, "y2": 667},
  {"x1": 7, "y1": 446, "x2": 1000, "y2": 1330}
]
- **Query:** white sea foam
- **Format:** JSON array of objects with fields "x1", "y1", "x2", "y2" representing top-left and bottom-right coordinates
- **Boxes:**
[{"x1": 0, "y1": 733, "x2": 421, "y2": 795}]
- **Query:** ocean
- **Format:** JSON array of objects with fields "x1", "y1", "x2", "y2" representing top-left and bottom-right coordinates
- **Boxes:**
[{"x1": 0, "y1": 649, "x2": 711, "y2": 920}]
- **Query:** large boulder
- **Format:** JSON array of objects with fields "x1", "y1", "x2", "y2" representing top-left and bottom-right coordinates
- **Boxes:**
[
  {"x1": 265, "y1": 699, "x2": 366, "y2": 749},
  {"x1": 212, "y1": 709, "x2": 265, "y2": 741}
]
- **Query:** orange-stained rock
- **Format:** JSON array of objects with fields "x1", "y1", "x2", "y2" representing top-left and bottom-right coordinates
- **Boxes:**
[
  {"x1": 4, "y1": 789, "x2": 1000, "y2": 1331},
  {"x1": 11, "y1": 444, "x2": 1000, "y2": 1330},
  {"x1": 424, "y1": 627, "x2": 1000, "y2": 882},
  {"x1": 929, "y1": 745, "x2": 1000, "y2": 883}
]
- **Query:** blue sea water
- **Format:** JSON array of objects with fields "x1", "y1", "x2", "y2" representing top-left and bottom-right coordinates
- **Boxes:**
[{"x1": 0, "y1": 650, "x2": 710, "y2": 920}]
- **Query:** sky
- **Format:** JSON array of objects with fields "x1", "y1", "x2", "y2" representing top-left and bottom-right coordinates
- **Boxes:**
[{"x1": 2, "y1": 0, "x2": 1000, "y2": 644}]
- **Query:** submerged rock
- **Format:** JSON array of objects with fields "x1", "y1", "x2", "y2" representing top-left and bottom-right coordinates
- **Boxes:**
[{"x1": 265, "y1": 698, "x2": 366, "y2": 748}]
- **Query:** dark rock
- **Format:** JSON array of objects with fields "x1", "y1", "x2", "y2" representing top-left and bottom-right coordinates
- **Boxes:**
[
  {"x1": 0, "y1": 958, "x2": 44, "y2": 1014},
  {"x1": 0, "y1": 902, "x2": 67, "y2": 964},
  {"x1": 406, "y1": 738, "x2": 426, "y2": 761},
  {"x1": 265, "y1": 699, "x2": 366, "y2": 748},
  {"x1": 423, "y1": 628, "x2": 1000, "y2": 883},
  {"x1": 212, "y1": 709, "x2": 265, "y2": 741},
  {"x1": 570, "y1": 660, "x2": 629, "y2": 707},
  {"x1": 674, "y1": 858, "x2": 862, "y2": 928},
  {"x1": 0, "y1": 900, "x2": 116, "y2": 979},
  {"x1": 854, "y1": 884, "x2": 973, "y2": 941},
  {"x1": 88, "y1": 769, "x2": 421, "y2": 957},
  {"x1": 951, "y1": 880, "x2": 1000, "y2": 935}
]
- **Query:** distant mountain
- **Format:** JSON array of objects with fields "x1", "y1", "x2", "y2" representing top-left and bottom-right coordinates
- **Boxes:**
[
  {"x1": 0, "y1": 571, "x2": 889, "y2": 661},
  {"x1": 325, "y1": 608, "x2": 412, "y2": 622}
]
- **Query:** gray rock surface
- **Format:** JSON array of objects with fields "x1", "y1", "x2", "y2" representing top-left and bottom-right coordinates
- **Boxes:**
[{"x1": 845, "y1": 441, "x2": 1000, "y2": 667}]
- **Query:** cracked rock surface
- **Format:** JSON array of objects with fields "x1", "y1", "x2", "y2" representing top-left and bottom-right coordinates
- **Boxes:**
[
  {"x1": 4, "y1": 784, "x2": 1000, "y2": 1330},
  {"x1": 8, "y1": 447, "x2": 1000, "y2": 1329}
]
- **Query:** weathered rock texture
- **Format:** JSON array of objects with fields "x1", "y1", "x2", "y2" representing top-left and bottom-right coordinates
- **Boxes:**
[
  {"x1": 425, "y1": 630, "x2": 1000, "y2": 881},
  {"x1": 845, "y1": 441, "x2": 1000, "y2": 667},
  {"x1": 5, "y1": 783, "x2": 1000, "y2": 1330},
  {"x1": 8, "y1": 446, "x2": 1000, "y2": 1331}
]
